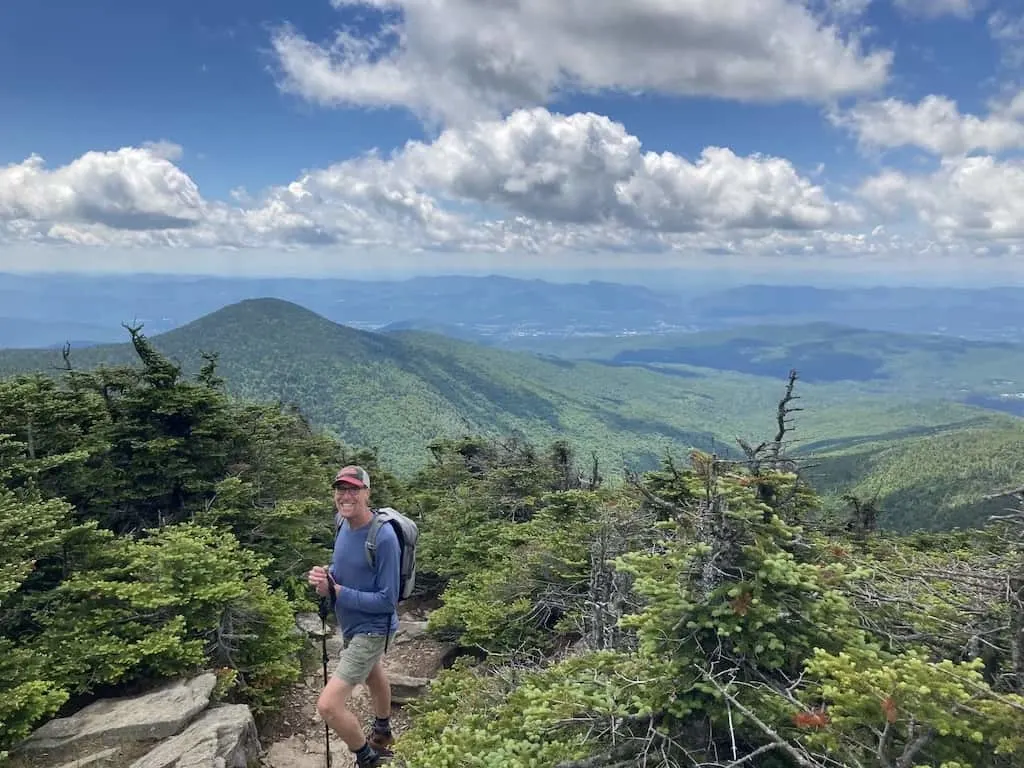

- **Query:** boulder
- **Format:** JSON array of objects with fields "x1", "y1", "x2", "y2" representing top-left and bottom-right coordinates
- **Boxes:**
[
  {"x1": 295, "y1": 612, "x2": 331, "y2": 639},
  {"x1": 130, "y1": 704, "x2": 260, "y2": 768},
  {"x1": 394, "y1": 620, "x2": 428, "y2": 643},
  {"x1": 18, "y1": 673, "x2": 218, "y2": 756},
  {"x1": 388, "y1": 673, "x2": 431, "y2": 704}
]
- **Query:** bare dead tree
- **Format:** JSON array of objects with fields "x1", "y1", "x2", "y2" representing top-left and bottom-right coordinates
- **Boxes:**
[
  {"x1": 587, "y1": 450, "x2": 602, "y2": 491},
  {"x1": 577, "y1": 502, "x2": 657, "y2": 653},
  {"x1": 727, "y1": 370, "x2": 818, "y2": 523},
  {"x1": 733, "y1": 370, "x2": 803, "y2": 476},
  {"x1": 842, "y1": 492, "x2": 882, "y2": 539},
  {"x1": 771, "y1": 368, "x2": 803, "y2": 467}
]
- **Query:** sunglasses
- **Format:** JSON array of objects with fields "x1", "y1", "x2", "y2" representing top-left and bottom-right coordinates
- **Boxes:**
[{"x1": 333, "y1": 485, "x2": 364, "y2": 494}]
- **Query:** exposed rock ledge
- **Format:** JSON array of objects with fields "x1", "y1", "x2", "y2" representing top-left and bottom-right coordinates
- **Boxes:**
[
  {"x1": 9, "y1": 673, "x2": 257, "y2": 768},
  {"x1": 9, "y1": 609, "x2": 456, "y2": 768}
]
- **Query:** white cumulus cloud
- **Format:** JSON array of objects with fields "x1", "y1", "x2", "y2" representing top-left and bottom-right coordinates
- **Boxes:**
[
  {"x1": 271, "y1": 0, "x2": 892, "y2": 125},
  {"x1": 859, "y1": 155, "x2": 1024, "y2": 239},
  {"x1": 7, "y1": 109, "x2": 1021, "y2": 263},
  {"x1": 294, "y1": 108, "x2": 855, "y2": 234},
  {"x1": 0, "y1": 110, "x2": 855, "y2": 254},
  {"x1": 0, "y1": 146, "x2": 205, "y2": 231},
  {"x1": 830, "y1": 91, "x2": 1024, "y2": 156}
]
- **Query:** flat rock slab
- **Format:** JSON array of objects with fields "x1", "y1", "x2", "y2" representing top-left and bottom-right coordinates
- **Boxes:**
[
  {"x1": 394, "y1": 621, "x2": 428, "y2": 643},
  {"x1": 389, "y1": 673, "x2": 431, "y2": 704},
  {"x1": 261, "y1": 735, "x2": 328, "y2": 768},
  {"x1": 51, "y1": 747, "x2": 124, "y2": 768},
  {"x1": 18, "y1": 673, "x2": 218, "y2": 756},
  {"x1": 130, "y1": 704, "x2": 260, "y2": 768}
]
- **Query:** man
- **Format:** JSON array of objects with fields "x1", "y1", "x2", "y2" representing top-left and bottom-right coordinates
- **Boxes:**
[{"x1": 308, "y1": 465, "x2": 400, "y2": 768}]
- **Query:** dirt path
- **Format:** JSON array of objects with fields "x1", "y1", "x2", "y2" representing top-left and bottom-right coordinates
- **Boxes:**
[{"x1": 257, "y1": 603, "x2": 453, "y2": 768}]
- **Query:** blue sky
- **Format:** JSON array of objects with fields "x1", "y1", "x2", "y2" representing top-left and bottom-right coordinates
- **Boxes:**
[{"x1": 1, "y1": 0, "x2": 1022, "y2": 283}]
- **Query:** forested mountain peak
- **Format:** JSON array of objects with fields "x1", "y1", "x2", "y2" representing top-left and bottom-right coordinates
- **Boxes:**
[{"x1": 158, "y1": 297, "x2": 401, "y2": 357}]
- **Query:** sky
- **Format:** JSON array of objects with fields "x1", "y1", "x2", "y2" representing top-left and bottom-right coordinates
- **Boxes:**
[{"x1": 1, "y1": 0, "x2": 1023, "y2": 285}]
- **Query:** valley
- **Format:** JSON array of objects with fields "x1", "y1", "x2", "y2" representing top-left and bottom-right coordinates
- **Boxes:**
[{"x1": 1, "y1": 289, "x2": 1022, "y2": 533}]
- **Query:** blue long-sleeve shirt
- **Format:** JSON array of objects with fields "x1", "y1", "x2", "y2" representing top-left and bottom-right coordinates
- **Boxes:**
[{"x1": 329, "y1": 516, "x2": 400, "y2": 639}]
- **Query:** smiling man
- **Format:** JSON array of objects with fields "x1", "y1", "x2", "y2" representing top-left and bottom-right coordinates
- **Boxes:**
[{"x1": 308, "y1": 465, "x2": 400, "y2": 767}]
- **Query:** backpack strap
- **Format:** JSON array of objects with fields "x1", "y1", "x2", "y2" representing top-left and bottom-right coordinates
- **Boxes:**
[
  {"x1": 365, "y1": 509, "x2": 385, "y2": 569},
  {"x1": 364, "y1": 510, "x2": 393, "y2": 654}
]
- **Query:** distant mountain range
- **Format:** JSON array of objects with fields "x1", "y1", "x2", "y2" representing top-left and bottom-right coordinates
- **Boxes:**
[
  {"x1": 488, "y1": 321, "x2": 1024, "y2": 416},
  {"x1": 685, "y1": 284, "x2": 1024, "y2": 341},
  {"x1": 0, "y1": 272, "x2": 695, "y2": 348},
  {"x1": 1, "y1": 272, "x2": 1022, "y2": 349},
  {"x1": 0, "y1": 295, "x2": 1022, "y2": 532}
]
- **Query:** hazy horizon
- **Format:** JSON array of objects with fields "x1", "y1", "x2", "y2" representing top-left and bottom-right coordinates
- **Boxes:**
[{"x1": 1, "y1": 250, "x2": 1021, "y2": 291}]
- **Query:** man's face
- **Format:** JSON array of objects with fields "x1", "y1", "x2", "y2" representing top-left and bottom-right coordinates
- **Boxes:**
[{"x1": 333, "y1": 482, "x2": 367, "y2": 518}]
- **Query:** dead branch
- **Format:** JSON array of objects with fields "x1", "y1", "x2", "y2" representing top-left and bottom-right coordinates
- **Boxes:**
[
  {"x1": 553, "y1": 745, "x2": 638, "y2": 768},
  {"x1": 720, "y1": 742, "x2": 783, "y2": 768},
  {"x1": 983, "y1": 485, "x2": 1024, "y2": 501},
  {"x1": 696, "y1": 667, "x2": 825, "y2": 768},
  {"x1": 553, "y1": 713, "x2": 664, "y2": 768},
  {"x1": 772, "y1": 369, "x2": 803, "y2": 461},
  {"x1": 894, "y1": 723, "x2": 935, "y2": 768}
]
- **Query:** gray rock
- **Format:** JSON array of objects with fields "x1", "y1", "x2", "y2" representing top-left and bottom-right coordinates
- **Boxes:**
[
  {"x1": 394, "y1": 621, "x2": 428, "y2": 643},
  {"x1": 18, "y1": 673, "x2": 217, "y2": 755},
  {"x1": 389, "y1": 673, "x2": 431, "y2": 704},
  {"x1": 51, "y1": 747, "x2": 124, "y2": 768},
  {"x1": 130, "y1": 705, "x2": 260, "y2": 768},
  {"x1": 295, "y1": 613, "x2": 331, "y2": 639},
  {"x1": 261, "y1": 735, "x2": 323, "y2": 768}
]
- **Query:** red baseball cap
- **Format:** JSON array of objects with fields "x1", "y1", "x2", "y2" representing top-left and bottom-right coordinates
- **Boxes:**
[{"x1": 333, "y1": 465, "x2": 370, "y2": 489}]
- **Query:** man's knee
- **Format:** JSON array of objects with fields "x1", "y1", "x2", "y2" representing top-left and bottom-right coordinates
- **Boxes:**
[{"x1": 317, "y1": 676, "x2": 353, "y2": 720}]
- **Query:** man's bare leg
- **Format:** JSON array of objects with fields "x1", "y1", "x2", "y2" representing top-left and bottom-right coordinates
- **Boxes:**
[
  {"x1": 364, "y1": 659, "x2": 394, "y2": 752},
  {"x1": 317, "y1": 676, "x2": 368, "y2": 750},
  {"x1": 365, "y1": 660, "x2": 392, "y2": 719}
]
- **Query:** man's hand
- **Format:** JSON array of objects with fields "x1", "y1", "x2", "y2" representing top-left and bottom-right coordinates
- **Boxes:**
[{"x1": 307, "y1": 565, "x2": 335, "y2": 597}]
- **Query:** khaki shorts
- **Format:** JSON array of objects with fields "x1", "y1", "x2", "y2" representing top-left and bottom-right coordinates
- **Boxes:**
[{"x1": 333, "y1": 633, "x2": 395, "y2": 685}]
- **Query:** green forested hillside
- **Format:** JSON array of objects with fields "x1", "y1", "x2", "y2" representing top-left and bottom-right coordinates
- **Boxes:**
[
  {"x1": 809, "y1": 420, "x2": 1024, "y2": 531},
  {"x1": 0, "y1": 298, "x2": 730, "y2": 474},
  {"x1": 0, "y1": 300, "x2": 1007, "y2": 490}
]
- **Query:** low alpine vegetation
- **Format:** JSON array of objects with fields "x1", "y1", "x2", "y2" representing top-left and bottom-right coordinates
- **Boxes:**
[{"x1": 3, "y1": 334, "x2": 1024, "y2": 767}]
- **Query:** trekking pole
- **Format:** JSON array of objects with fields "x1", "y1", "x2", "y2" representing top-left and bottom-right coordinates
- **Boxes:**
[{"x1": 318, "y1": 593, "x2": 332, "y2": 768}]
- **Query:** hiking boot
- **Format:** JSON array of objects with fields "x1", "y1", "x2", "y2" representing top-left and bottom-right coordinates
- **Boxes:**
[
  {"x1": 354, "y1": 754, "x2": 386, "y2": 768},
  {"x1": 367, "y1": 728, "x2": 395, "y2": 755},
  {"x1": 354, "y1": 744, "x2": 390, "y2": 767}
]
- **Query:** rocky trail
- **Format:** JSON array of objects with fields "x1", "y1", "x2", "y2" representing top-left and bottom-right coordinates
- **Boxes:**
[
  {"x1": 8, "y1": 603, "x2": 456, "y2": 768},
  {"x1": 259, "y1": 603, "x2": 456, "y2": 768}
]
